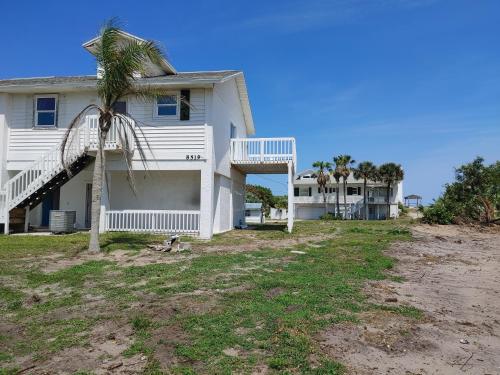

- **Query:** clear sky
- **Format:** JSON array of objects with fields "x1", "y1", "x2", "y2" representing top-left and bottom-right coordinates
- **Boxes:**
[{"x1": 1, "y1": 0, "x2": 498, "y2": 203}]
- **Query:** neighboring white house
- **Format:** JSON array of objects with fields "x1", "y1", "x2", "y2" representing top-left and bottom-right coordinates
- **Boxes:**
[
  {"x1": 244, "y1": 203, "x2": 264, "y2": 224},
  {"x1": 0, "y1": 31, "x2": 296, "y2": 238},
  {"x1": 293, "y1": 169, "x2": 403, "y2": 220},
  {"x1": 270, "y1": 207, "x2": 287, "y2": 220}
]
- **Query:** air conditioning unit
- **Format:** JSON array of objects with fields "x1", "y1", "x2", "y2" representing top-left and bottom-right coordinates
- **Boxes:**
[{"x1": 49, "y1": 210, "x2": 76, "y2": 234}]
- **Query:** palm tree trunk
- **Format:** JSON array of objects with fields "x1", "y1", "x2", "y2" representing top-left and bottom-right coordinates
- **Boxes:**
[
  {"x1": 386, "y1": 182, "x2": 391, "y2": 220},
  {"x1": 88, "y1": 129, "x2": 108, "y2": 252},
  {"x1": 322, "y1": 186, "x2": 328, "y2": 215},
  {"x1": 364, "y1": 180, "x2": 368, "y2": 220},
  {"x1": 343, "y1": 179, "x2": 347, "y2": 219},
  {"x1": 336, "y1": 181, "x2": 340, "y2": 217}
]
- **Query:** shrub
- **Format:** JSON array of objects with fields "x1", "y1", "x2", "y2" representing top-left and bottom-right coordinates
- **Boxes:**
[
  {"x1": 320, "y1": 213, "x2": 342, "y2": 220},
  {"x1": 398, "y1": 202, "x2": 408, "y2": 215},
  {"x1": 422, "y1": 200, "x2": 454, "y2": 224},
  {"x1": 423, "y1": 157, "x2": 499, "y2": 224}
]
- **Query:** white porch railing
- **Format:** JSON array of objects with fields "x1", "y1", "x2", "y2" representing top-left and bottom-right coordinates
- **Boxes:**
[
  {"x1": 105, "y1": 210, "x2": 200, "y2": 234},
  {"x1": 230, "y1": 138, "x2": 296, "y2": 164}
]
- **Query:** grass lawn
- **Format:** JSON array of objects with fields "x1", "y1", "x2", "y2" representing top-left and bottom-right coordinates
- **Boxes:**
[{"x1": 0, "y1": 220, "x2": 417, "y2": 374}]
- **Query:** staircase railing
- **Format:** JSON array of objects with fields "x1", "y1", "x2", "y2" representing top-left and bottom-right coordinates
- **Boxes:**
[
  {"x1": 5, "y1": 125, "x2": 84, "y2": 210},
  {"x1": 1, "y1": 115, "x2": 135, "y2": 216}
]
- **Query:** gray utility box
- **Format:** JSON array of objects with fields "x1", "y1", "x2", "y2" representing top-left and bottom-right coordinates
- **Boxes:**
[{"x1": 49, "y1": 210, "x2": 76, "y2": 234}]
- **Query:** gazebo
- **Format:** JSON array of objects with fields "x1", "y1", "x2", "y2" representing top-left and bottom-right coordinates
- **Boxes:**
[{"x1": 404, "y1": 194, "x2": 422, "y2": 207}]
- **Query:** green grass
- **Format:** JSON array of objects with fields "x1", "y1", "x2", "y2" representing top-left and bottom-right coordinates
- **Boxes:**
[
  {"x1": 0, "y1": 220, "x2": 418, "y2": 374},
  {"x1": 0, "y1": 232, "x2": 164, "y2": 259}
]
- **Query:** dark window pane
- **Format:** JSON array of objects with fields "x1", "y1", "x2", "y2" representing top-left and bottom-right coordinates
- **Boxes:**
[
  {"x1": 37, "y1": 97, "x2": 56, "y2": 111},
  {"x1": 37, "y1": 112, "x2": 55, "y2": 126},
  {"x1": 113, "y1": 101, "x2": 127, "y2": 114},
  {"x1": 157, "y1": 95, "x2": 177, "y2": 105},
  {"x1": 158, "y1": 105, "x2": 177, "y2": 116}
]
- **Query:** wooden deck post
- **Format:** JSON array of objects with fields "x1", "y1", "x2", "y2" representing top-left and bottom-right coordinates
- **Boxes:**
[{"x1": 287, "y1": 161, "x2": 294, "y2": 233}]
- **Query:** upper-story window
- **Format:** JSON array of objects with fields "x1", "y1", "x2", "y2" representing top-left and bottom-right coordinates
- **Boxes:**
[
  {"x1": 113, "y1": 100, "x2": 127, "y2": 114},
  {"x1": 155, "y1": 93, "x2": 179, "y2": 118},
  {"x1": 34, "y1": 95, "x2": 58, "y2": 127},
  {"x1": 347, "y1": 187, "x2": 362, "y2": 195}
]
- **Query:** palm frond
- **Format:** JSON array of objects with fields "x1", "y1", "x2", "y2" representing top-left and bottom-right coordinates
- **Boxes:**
[{"x1": 60, "y1": 104, "x2": 102, "y2": 175}]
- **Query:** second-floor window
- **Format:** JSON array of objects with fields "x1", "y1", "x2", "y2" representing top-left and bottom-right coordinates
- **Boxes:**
[
  {"x1": 113, "y1": 101, "x2": 127, "y2": 114},
  {"x1": 347, "y1": 187, "x2": 362, "y2": 195},
  {"x1": 34, "y1": 95, "x2": 58, "y2": 127},
  {"x1": 155, "y1": 94, "x2": 178, "y2": 118}
]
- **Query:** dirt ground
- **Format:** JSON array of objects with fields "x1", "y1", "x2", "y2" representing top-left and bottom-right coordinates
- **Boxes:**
[{"x1": 320, "y1": 224, "x2": 500, "y2": 375}]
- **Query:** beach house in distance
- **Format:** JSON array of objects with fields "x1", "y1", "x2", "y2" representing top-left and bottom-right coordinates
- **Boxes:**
[
  {"x1": 293, "y1": 169, "x2": 403, "y2": 220},
  {"x1": 0, "y1": 31, "x2": 297, "y2": 238}
]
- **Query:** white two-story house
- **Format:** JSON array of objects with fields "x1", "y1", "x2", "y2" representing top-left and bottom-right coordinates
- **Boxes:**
[
  {"x1": 0, "y1": 31, "x2": 296, "y2": 238},
  {"x1": 293, "y1": 169, "x2": 403, "y2": 220}
]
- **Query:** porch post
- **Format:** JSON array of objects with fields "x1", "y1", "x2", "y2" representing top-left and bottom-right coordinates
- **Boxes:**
[
  {"x1": 287, "y1": 161, "x2": 295, "y2": 233},
  {"x1": 199, "y1": 125, "x2": 215, "y2": 239},
  {"x1": 199, "y1": 165, "x2": 214, "y2": 239},
  {"x1": 24, "y1": 205, "x2": 30, "y2": 233}
]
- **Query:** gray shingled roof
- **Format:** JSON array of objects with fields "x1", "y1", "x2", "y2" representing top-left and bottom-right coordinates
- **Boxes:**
[{"x1": 0, "y1": 71, "x2": 240, "y2": 87}]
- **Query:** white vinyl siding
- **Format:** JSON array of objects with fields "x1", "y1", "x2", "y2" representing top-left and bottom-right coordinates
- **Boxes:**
[{"x1": 130, "y1": 89, "x2": 205, "y2": 126}]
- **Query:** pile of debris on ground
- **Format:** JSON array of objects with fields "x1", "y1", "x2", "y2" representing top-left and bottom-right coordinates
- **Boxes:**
[{"x1": 147, "y1": 235, "x2": 192, "y2": 253}]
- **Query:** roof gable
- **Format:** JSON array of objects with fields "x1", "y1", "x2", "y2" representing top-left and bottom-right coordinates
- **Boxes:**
[{"x1": 82, "y1": 30, "x2": 177, "y2": 76}]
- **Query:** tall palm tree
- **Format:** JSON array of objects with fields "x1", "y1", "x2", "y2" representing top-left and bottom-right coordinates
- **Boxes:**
[
  {"x1": 61, "y1": 20, "x2": 171, "y2": 252},
  {"x1": 332, "y1": 169, "x2": 342, "y2": 217},
  {"x1": 312, "y1": 161, "x2": 332, "y2": 215},
  {"x1": 334, "y1": 155, "x2": 355, "y2": 219},
  {"x1": 353, "y1": 161, "x2": 377, "y2": 220},
  {"x1": 378, "y1": 163, "x2": 404, "y2": 219}
]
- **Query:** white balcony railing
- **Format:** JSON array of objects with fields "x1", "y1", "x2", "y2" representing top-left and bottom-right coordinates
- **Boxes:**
[
  {"x1": 293, "y1": 195, "x2": 394, "y2": 204},
  {"x1": 368, "y1": 196, "x2": 389, "y2": 203},
  {"x1": 85, "y1": 115, "x2": 135, "y2": 152},
  {"x1": 230, "y1": 138, "x2": 296, "y2": 164},
  {"x1": 105, "y1": 210, "x2": 200, "y2": 234}
]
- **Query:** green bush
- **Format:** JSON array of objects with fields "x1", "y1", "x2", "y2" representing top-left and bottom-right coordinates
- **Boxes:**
[
  {"x1": 398, "y1": 202, "x2": 409, "y2": 215},
  {"x1": 422, "y1": 200, "x2": 454, "y2": 224},
  {"x1": 422, "y1": 157, "x2": 499, "y2": 224},
  {"x1": 320, "y1": 213, "x2": 342, "y2": 220}
]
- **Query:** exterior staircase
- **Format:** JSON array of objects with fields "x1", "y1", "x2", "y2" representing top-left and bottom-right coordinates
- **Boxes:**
[{"x1": 0, "y1": 115, "x2": 128, "y2": 233}]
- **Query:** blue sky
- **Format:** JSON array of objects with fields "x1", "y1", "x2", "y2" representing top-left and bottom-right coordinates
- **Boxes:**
[{"x1": 1, "y1": 0, "x2": 499, "y2": 202}]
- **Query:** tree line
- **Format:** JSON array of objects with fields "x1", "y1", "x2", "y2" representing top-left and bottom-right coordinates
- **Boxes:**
[
  {"x1": 422, "y1": 157, "x2": 499, "y2": 224},
  {"x1": 313, "y1": 156, "x2": 404, "y2": 220},
  {"x1": 245, "y1": 184, "x2": 287, "y2": 216}
]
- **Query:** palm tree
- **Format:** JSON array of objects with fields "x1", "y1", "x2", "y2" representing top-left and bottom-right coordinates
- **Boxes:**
[
  {"x1": 312, "y1": 161, "x2": 332, "y2": 215},
  {"x1": 353, "y1": 161, "x2": 377, "y2": 220},
  {"x1": 332, "y1": 169, "x2": 342, "y2": 218},
  {"x1": 61, "y1": 20, "x2": 172, "y2": 252},
  {"x1": 334, "y1": 155, "x2": 355, "y2": 219},
  {"x1": 378, "y1": 163, "x2": 404, "y2": 219}
]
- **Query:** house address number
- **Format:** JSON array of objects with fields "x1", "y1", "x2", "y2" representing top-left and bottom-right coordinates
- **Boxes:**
[{"x1": 186, "y1": 154, "x2": 201, "y2": 160}]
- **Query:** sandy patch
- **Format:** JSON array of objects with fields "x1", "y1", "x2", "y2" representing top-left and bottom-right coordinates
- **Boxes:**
[{"x1": 320, "y1": 224, "x2": 500, "y2": 374}]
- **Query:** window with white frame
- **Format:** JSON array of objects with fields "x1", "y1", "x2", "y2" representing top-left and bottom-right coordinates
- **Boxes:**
[
  {"x1": 34, "y1": 95, "x2": 58, "y2": 127},
  {"x1": 155, "y1": 93, "x2": 179, "y2": 117}
]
